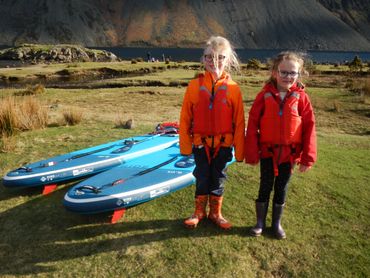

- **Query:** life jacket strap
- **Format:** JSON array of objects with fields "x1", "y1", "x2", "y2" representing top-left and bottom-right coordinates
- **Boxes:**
[{"x1": 201, "y1": 136, "x2": 226, "y2": 164}]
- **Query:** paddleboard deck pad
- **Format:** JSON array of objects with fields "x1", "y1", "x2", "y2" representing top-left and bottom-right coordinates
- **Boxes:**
[
  {"x1": 63, "y1": 143, "x2": 196, "y2": 214},
  {"x1": 3, "y1": 132, "x2": 179, "y2": 189}
]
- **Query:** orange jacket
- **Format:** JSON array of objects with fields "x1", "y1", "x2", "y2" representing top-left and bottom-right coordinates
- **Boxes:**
[{"x1": 180, "y1": 71, "x2": 245, "y2": 161}]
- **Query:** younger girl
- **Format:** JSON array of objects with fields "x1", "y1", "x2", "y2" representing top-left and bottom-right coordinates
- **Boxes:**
[
  {"x1": 245, "y1": 51, "x2": 317, "y2": 239},
  {"x1": 179, "y1": 36, "x2": 245, "y2": 229}
]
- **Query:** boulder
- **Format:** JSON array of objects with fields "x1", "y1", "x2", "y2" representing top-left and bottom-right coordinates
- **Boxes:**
[{"x1": 0, "y1": 44, "x2": 119, "y2": 63}]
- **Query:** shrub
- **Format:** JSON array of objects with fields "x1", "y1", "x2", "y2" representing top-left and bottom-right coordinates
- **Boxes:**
[{"x1": 348, "y1": 55, "x2": 363, "y2": 72}]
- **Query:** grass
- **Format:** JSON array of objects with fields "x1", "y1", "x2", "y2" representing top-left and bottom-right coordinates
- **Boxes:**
[{"x1": 0, "y1": 62, "x2": 369, "y2": 277}]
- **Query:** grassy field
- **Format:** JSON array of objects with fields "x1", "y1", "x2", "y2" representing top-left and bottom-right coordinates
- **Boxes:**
[{"x1": 0, "y1": 61, "x2": 369, "y2": 277}]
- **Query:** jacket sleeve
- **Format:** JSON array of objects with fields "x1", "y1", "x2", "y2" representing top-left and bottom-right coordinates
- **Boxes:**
[
  {"x1": 231, "y1": 84, "x2": 245, "y2": 162},
  {"x1": 299, "y1": 92, "x2": 317, "y2": 166},
  {"x1": 244, "y1": 92, "x2": 264, "y2": 164},
  {"x1": 179, "y1": 83, "x2": 194, "y2": 155}
]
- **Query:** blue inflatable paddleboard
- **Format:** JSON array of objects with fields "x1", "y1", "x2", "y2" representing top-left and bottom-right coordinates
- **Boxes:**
[
  {"x1": 63, "y1": 143, "x2": 196, "y2": 214},
  {"x1": 3, "y1": 133, "x2": 179, "y2": 189}
]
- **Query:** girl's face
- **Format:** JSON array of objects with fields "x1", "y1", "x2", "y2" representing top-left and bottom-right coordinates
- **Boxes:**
[
  {"x1": 203, "y1": 47, "x2": 229, "y2": 79},
  {"x1": 273, "y1": 59, "x2": 300, "y2": 91}
]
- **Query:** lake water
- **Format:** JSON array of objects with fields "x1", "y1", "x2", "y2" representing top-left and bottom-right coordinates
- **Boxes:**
[
  {"x1": 97, "y1": 47, "x2": 370, "y2": 64},
  {"x1": 1, "y1": 45, "x2": 370, "y2": 64}
]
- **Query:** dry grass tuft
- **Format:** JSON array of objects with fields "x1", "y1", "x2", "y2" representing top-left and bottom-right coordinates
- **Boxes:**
[
  {"x1": 62, "y1": 108, "x2": 83, "y2": 125},
  {"x1": 18, "y1": 96, "x2": 48, "y2": 130},
  {"x1": 114, "y1": 115, "x2": 135, "y2": 129},
  {"x1": 14, "y1": 84, "x2": 45, "y2": 96},
  {"x1": 362, "y1": 78, "x2": 370, "y2": 98},
  {"x1": 0, "y1": 134, "x2": 17, "y2": 153},
  {"x1": 0, "y1": 96, "x2": 48, "y2": 136},
  {"x1": 0, "y1": 97, "x2": 20, "y2": 136}
]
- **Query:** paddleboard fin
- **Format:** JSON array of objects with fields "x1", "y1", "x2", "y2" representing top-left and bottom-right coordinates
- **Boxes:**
[
  {"x1": 42, "y1": 184, "x2": 57, "y2": 195},
  {"x1": 111, "y1": 208, "x2": 126, "y2": 224}
]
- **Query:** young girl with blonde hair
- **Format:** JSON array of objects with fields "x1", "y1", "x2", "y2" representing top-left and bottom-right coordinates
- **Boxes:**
[
  {"x1": 179, "y1": 36, "x2": 245, "y2": 229},
  {"x1": 245, "y1": 51, "x2": 317, "y2": 239}
]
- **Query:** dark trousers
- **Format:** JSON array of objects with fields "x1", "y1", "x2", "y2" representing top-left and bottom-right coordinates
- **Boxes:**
[
  {"x1": 257, "y1": 157, "x2": 292, "y2": 205},
  {"x1": 192, "y1": 146, "x2": 233, "y2": 197}
]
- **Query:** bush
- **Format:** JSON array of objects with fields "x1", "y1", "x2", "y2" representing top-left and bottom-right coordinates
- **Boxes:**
[{"x1": 348, "y1": 55, "x2": 363, "y2": 72}]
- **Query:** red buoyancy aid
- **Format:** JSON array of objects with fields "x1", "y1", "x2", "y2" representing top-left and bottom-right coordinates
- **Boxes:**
[
  {"x1": 192, "y1": 75, "x2": 233, "y2": 136},
  {"x1": 260, "y1": 91, "x2": 302, "y2": 145}
]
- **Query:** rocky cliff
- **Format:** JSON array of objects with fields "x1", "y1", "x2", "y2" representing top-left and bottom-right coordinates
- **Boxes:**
[{"x1": 0, "y1": 0, "x2": 369, "y2": 51}]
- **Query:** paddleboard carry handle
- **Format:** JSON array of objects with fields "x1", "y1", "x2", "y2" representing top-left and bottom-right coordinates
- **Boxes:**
[
  {"x1": 75, "y1": 185, "x2": 101, "y2": 194},
  {"x1": 16, "y1": 166, "x2": 33, "y2": 172}
]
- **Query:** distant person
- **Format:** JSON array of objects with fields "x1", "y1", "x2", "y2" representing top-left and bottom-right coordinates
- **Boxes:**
[
  {"x1": 245, "y1": 51, "x2": 317, "y2": 239},
  {"x1": 147, "y1": 52, "x2": 151, "y2": 62},
  {"x1": 162, "y1": 53, "x2": 165, "y2": 62},
  {"x1": 179, "y1": 36, "x2": 245, "y2": 230}
]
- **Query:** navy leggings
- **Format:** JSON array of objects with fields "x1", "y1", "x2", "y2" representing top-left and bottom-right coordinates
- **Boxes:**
[
  {"x1": 257, "y1": 157, "x2": 292, "y2": 205},
  {"x1": 192, "y1": 146, "x2": 233, "y2": 197}
]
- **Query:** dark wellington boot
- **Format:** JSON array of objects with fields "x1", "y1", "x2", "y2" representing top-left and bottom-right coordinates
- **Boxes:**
[
  {"x1": 250, "y1": 201, "x2": 268, "y2": 236},
  {"x1": 272, "y1": 203, "x2": 286, "y2": 239}
]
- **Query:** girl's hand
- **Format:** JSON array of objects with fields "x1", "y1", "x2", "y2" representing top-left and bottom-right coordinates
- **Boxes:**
[{"x1": 298, "y1": 164, "x2": 312, "y2": 173}]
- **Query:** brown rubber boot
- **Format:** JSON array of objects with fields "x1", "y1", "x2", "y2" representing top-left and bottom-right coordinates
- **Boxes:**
[
  {"x1": 208, "y1": 195, "x2": 232, "y2": 230},
  {"x1": 250, "y1": 201, "x2": 269, "y2": 236},
  {"x1": 184, "y1": 195, "x2": 208, "y2": 228}
]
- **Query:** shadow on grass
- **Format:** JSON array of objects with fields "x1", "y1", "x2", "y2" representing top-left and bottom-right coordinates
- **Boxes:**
[
  {"x1": 0, "y1": 184, "x2": 43, "y2": 200},
  {"x1": 0, "y1": 185, "x2": 258, "y2": 276}
]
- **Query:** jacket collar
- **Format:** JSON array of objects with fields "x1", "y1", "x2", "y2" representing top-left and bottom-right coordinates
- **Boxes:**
[
  {"x1": 263, "y1": 82, "x2": 304, "y2": 96},
  {"x1": 204, "y1": 71, "x2": 228, "y2": 84}
]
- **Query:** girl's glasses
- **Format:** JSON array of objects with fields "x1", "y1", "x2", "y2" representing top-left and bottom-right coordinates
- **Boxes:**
[
  {"x1": 204, "y1": 54, "x2": 226, "y2": 62},
  {"x1": 278, "y1": 69, "x2": 299, "y2": 78}
]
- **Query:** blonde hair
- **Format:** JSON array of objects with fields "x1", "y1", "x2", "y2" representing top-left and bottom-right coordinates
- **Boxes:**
[
  {"x1": 202, "y1": 36, "x2": 240, "y2": 73},
  {"x1": 267, "y1": 51, "x2": 308, "y2": 85}
]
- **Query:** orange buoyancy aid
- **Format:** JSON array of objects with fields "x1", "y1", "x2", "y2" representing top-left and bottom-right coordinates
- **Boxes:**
[
  {"x1": 260, "y1": 91, "x2": 302, "y2": 145},
  {"x1": 192, "y1": 75, "x2": 233, "y2": 136}
]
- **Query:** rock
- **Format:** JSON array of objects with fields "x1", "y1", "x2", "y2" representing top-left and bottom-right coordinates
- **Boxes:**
[{"x1": 0, "y1": 44, "x2": 118, "y2": 64}]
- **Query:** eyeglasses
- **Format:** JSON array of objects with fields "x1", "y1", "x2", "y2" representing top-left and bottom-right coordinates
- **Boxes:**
[
  {"x1": 204, "y1": 54, "x2": 226, "y2": 62},
  {"x1": 278, "y1": 69, "x2": 299, "y2": 78}
]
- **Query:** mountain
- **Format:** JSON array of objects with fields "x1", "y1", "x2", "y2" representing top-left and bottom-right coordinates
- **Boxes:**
[{"x1": 0, "y1": 0, "x2": 369, "y2": 51}]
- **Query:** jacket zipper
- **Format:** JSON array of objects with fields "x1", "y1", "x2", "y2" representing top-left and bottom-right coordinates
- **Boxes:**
[
  {"x1": 277, "y1": 93, "x2": 288, "y2": 164},
  {"x1": 211, "y1": 81, "x2": 216, "y2": 149}
]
